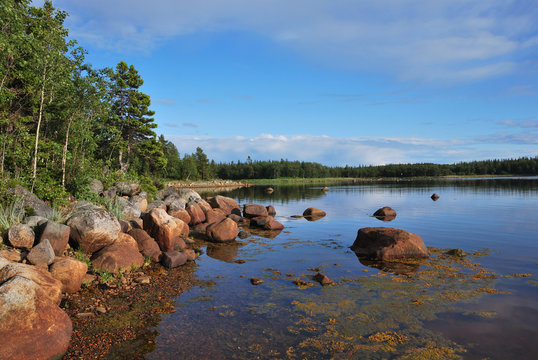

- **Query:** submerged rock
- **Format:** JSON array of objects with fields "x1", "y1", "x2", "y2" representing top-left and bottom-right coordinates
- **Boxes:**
[
  {"x1": 303, "y1": 208, "x2": 326, "y2": 220},
  {"x1": 351, "y1": 227, "x2": 429, "y2": 260},
  {"x1": 373, "y1": 206, "x2": 397, "y2": 222},
  {"x1": 312, "y1": 272, "x2": 334, "y2": 286},
  {"x1": 431, "y1": 193, "x2": 440, "y2": 201}
]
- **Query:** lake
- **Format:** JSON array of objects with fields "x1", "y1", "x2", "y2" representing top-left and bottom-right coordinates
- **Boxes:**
[{"x1": 146, "y1": 178, "x2": 538, "y2": 359}]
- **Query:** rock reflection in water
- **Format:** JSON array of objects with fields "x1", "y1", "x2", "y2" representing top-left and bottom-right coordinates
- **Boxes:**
[
  {"x1": 206, "y1": 244, "x2": 239, "y2": 262},
  {"x1": 249, "y1": 228, "x2": 283, "y2": 239},
  {"x1": 374, "y1": 214, "x2": 396, "y2": 222},
  {"x1": 357, "y1": 256, "x2": 422, "y2": 275}
]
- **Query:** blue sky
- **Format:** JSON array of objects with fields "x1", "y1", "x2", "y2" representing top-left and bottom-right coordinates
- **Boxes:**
[{"x1": 42, "y1": 0, "x2": 537, "y2": 165}]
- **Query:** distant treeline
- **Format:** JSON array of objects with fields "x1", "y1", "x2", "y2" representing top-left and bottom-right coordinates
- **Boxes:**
[{"x1": 213, "y1": 157, "x2": 538, "y2": 180}]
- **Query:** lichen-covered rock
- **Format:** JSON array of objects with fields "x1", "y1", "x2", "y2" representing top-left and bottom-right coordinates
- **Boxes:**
[
  {"x1": 49, "y1": 257, "x2": 88, "y2": 293},
  {"x1": 6, "y1": 185, "x2": 52, "y2": 217},
  {"x1": 115, "y1": 181, "x2": 141, "y2": 196},
  {"x1": 7, "y1": 224, "x2": 35, "y2": 250},
  {"x1": 27, "y1": 239, "x2": 55, "y2": 266},
  {"x1": 130, "y1": 192, "x2": 148, "y2": 212},
  {"x1": 39, "y1": 221, "x2": 70, "y2": 256},
  {"x1": 243, "y1": 204, "x2": 268, "y2": 219},
  {"x1": 89, "y1": 179, "x2": 104, "y2": 195},
  {"x1": 207, "y1": 218, "x2": 238, "y2": 243},
  {"x1": 0, "y1": 262, "x2": 63, "y2": 305},
  {"x1": 67, "y1": 209, "x2": 121, "y2": 255},
  {"x1": 0, "y1": 276, "x2": 72, "y2": 360},
  {"x1": 350, "y1": 227, "x2": 429, "y2": 260},
  {"x1": 146, "y1": 200, "x2": 167, "y2": 212}
]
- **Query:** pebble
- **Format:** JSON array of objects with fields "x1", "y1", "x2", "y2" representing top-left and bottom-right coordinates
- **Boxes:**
[
  {"x1": 76, "y1": 312, "x2": 94, "y2": 319},
  {"x1": 250, "y1": 278, "x2": 263, "y2": 285},
  {"x1": 95, "y1": 306, "x2": 107, "y2": 314},
  {"x1": 135, "y1": 276, "x2": 151, "y2": 284}
]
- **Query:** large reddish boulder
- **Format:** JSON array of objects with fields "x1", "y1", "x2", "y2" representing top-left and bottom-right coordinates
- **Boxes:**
[
  {"x1": 49, "y1": 257, "x2": 88, "y2": 293},
  {"x1": 350, "y1": 227, "x2": 429, "y2": 260},
  {"x1": 161, "y1": 251, "x2": 187, "y2": 269},
  {"x1": 249, "y1": 216, "x2": 272, "y2": 228},
  {"x1": 208, "y1": 195, "x2": 241, "y2": 215},
  {"x1": 204, "y1": 208, "x2": 227, "y2": 225},
  {"x1": 128, "y1": 229, "x2": 162, "y2": 261},
  {"x1": 264, "y1": 218, "x2": 284, "y2": 231},
  {"x1": 207, "y1": 218, "x2": 238, "y2": 243},
  {"x1": 0, "y1": 262, "x2": 63, "y2": 305},
  {"x1": 186, "y1": 203, "x2": 206, "y2": 225},
  {"x1": 143, "y1": 208, "x2": 184, "y2": 252},
  {"x1": 67, "y1": 209, "x2": 121, "y2": 254},
  {"x1": 39, "y1": 221, "x2": 70, "y2": 256},
  {"x1": 91, "y1": 242, "x2": 144, "y2": 274},
  {"x1": 243, "y1": 204, "x2": 268, "y2": 219},
  {"x1": 0, "y1": 276, "x2": 72, "y2": 360},
  {"x1": 170, "y1": 209, "x2": 191, "y2": 224}
]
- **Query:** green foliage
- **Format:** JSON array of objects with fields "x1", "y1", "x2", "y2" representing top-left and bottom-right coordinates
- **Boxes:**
[
  {"x1": 214, "y1": 156, "x2": 538, "y2": 180},
  {"x1": 0, "y1": 197, "x2": 25, "y2": 234},
  {"x1": 103, "y1": 197, "x2": 125, "y2": 221},
  {"x1": 47, "y1": 206, "x2": 73, "y2": 223},
  {"x1": 74, "y1": 248, "x2": 92, "y2": 268},
  {"x1": 94, "y1": 268, "x2": 114, "y2": 284}
]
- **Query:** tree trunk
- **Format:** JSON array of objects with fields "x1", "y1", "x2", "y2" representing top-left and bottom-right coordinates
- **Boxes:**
[
  {"x1": 31, "y1": 68, "x2": 47, "y2": 192},
  {"x1": 61, "y1": 114, "x2": 74, "y2": 187}
]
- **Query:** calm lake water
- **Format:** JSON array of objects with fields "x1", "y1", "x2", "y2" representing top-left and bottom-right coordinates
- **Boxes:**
[{"x1": 146, "y1": 178, "x2": 538, "y2": 360}]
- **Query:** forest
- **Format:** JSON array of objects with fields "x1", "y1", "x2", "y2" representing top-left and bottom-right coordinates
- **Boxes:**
[{"x1": 1, "y1": 1, "x2": 536, "y2": 207}]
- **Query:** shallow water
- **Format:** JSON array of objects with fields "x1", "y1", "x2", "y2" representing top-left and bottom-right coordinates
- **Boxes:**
[{"x1": 146, "y1": 178, "x2": 538, "y2": 359}]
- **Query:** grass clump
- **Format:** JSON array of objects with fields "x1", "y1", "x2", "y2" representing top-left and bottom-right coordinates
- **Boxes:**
[{"x1": 0, "y1": 197, "x2": 25, "y2": 234}]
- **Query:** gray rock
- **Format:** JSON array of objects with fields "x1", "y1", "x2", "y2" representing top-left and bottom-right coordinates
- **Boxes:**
[
  {"x1": 27, "y1": 239, "x2": 55, "y2": 266},
  {"x1": 67, "y1": 209, "x2": 121, "y2": 254},
  {"x1": 89, "y1": 179, "x2": 104, "y2": 195},
  {"x1": 129, "y1": 193, "x2": 148, "y2": 212},
  {"x1": 24, "y1": 215, "x2": 48, "y2": 228},
  {"x1": 5, "y1": 185, "x2": 52, "y2": 217},
  {"x1": 168, "y1": 198, "x2": 186, "y2": 213},
  {"x1": 115, "y1": 181, "x2": 141, "y2": 196},
  {"x1": 102, "y1": 186, "x2": 117, "y2": 199},
  {"x1": 7, "y1": 224, "x2": 35, "y2": 249},
  {"x1": 146, "y1": 200, "x2": 167, "y2": 212}
]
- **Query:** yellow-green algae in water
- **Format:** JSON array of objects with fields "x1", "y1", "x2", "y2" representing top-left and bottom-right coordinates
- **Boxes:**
[{"x1": 237, "y1": 248, "x2": 506, "y2": 359}]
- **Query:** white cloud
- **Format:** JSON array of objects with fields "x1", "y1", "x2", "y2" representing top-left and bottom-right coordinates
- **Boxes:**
[{"x1": 47, "y1": 0, "x2": 538, "y2": 83}]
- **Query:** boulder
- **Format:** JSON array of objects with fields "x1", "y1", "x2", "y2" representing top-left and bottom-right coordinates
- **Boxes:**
[
  {"x1": 39, "y1": 221, "x2": 70, "y2": 256},
  {"x1": 102, "y1": 186, "x2": 117, "y2": 199},
  {"x1": 207, "y1": 195, "x2": 241, "y2": 215},
  {"x1": 186, "y1": 203, "x2": 206, "y2": 225},
  {"x1": 49, "y1": 257, "x2": 88, "y2": 293},
  {"x1": 179, "y1": 189, "x2": 202, "y2": 203},
  {"x1": 322, "y1": 187, "x2": 330, "y2": 192},
  {"x1": 0, "y1": 262, "x2": 63, "y2": 304},
  {"x1": 249, "y1": 216, "x2": 273, "y2": 228},
  {"x1": 27, "y1": 239, "x2": 55, "y2": 266},
  {"x1": 67, "y1": 209, "x2": 121, "y2": 254},
  {"x1": 115, "y1": 181, "x2": 141, "y2": 196},
  {"x1": 167, "y1": 198, "x2": 186, "y2": 212},
  {"x1": 6, "y1": 185, "x2": 52, "y2": 217},
  {"x1": 169, "y1": 209, "x2": 191, "y2": 224},
  {"x1": 161, "y1": 251, "x2": 187, "y2": 268},
  {"x1": 207, "y1": 218, "x2": 238, "y2": 243},
  {"x1": 130, "y1": 193, "x2": 148, "y2": 212},
  {"x1": 119, "y1": 220, "x2": 132, "y2": 233},
  {"x1": 0, "y1": 276, "x2": 72, "y2": 360},
  {"x1": 91, "y1": 242, "x2": 144, "y2": 274},
  {"x1": 265, "y1": 187, "x2": 274, "y2": 194},
  {"x1": 24, "y1": 215, "x2": 48, "y2": 228},
  {"x1": 143, "y1": 208, "x2": 184, "y2": 252},
  {"x1": 0, "y1": 249, "x2": 22, "y2": 262},
  {"x1": 350, "y1": 227, "x2": 429, "y2": 260},
  {"x1": 431, "y1": 193, "x2": 440, "y2": 201},
  {"x1": 204, "y1": 208, "x2": 227, "y2": 225},
  {"x1": 89, "y1": 179, "x2": 104, "y2": 195},
  {"x1": 227, "y1": 214, "x2": 243, "y2": 223},
  {"x1": 0, "y1": 256, "x2": 9, "y2": 269},
  {"x1": 243, "y1": 204, "x2": 268, "y2": 219},
  {"x1": 238, "y1": 230, "x2": 251, "y2": 239},
  {"x1": 156, "y1": 186, "x2": 180, "y2": 200},
  {"x1": 303, "y1": 208, "x2": 326, "y2": 219},
  {"x1": 147, "y1": 200, "x2": 167, "y2": 212},
  {"x1": 7, "y1": 224, "x2": 35, "y2": 249},
  {"x1": 115, "y1": 232, "x2": 139, "y2": 249},
  {"x1": 69, "y1": 201, "x2": 100, "y2": 213},
  {"x1": 266, "y1": 205, "x2": 276, "y2": 216},
  {"x1": 264, "y1": 219, "x2": 284, "y2": 231},
  {"x1": 183, "y1": 249, "x2": 197, "y2": 261},
  {"x1": 128, "y1": 229, "x2": 162, "y2": 261},
  {"x1": 163, "y1": 194, "x2": 182, "y2": 206},
  {"x1": 312, "y1": 272, "x2": 334, "y2": 286},
  {"x1": 373, "y1": 206, "x2": 397, "y2": 221}
]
